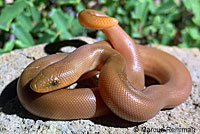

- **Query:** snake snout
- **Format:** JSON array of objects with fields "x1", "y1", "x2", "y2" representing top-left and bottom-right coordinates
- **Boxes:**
[{"x1": 30, "y1": 71, "x2": 60, "y2": 93}]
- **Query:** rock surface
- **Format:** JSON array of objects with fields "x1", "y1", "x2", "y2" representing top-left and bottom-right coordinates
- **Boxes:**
[{"x1": 0, "y1": 37, "x2": 199, "y2": 133}]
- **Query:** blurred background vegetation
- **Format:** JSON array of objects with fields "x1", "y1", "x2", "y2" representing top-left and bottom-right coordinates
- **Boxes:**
[{"x1": 0, "y1": 0, "x2": 200, "y2": 54}]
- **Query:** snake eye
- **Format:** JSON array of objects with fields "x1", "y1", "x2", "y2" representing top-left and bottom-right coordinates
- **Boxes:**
[{"x1": 51, "y1": 80, "x2": 58, "y2": 86}]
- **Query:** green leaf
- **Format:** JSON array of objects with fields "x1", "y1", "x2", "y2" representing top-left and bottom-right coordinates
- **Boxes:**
[
  {"x1": 34, "y1": 0, "x2": 47, "y2": 6},
  {"x1": 11, "y1": 24, "x2": 34, "y2": 46},
  {"x1": 101, "y1": 0, "x2": 107, "y2": 4},
  {"x1": 132, "y1": 32, "x2": 142, "y2": 38},
  {"x1": 130, "y1": 22, "x2": 140, "y2": 37},
  {"x1": 130, "y1": 11, "x2": 140, "y2": 19},
  {"x1": 51, "y1": 8, "x2": 72, "y2": 39},
  {"x1": 183, "y1": 0, "x2": 200, "y2": 26},
  {"x1": 60, "y1": 30, "x2": 72, "y2": 39},
  {"x1": 0, "y1": 49, "x2": 3, "y2": 55},
  {"x1": 117, "y1": 7, "x2": 125, "y2": 15},
  {"x1": 30, "y1": 6, "x2": 40, "y2": 23},
  {"x1": 75, "y1": 2, "x2": 85, "y2": 12},
  {"x1": 124, "y1": 0, "x2": 136, "y2": 11},
  {"x1": 159, "y1": 23, "x2": 175, "y2": 37},
  {"x1": 165, "y1": 10, "x2": 179, "y2": 22},
  {"x1": 133, "y1": 0, "x2": 149, "y2": 26},
  {"x1": 191, "y1": 0, "x2": 200, "y2": 26},
  {"x1": 0, "y1": 0, "x2": 3, "y2": 7},
  {"x1": 180, "y1": 28, "x2": 193, "y2": 48},
  {"x1": 16, "y1": 13, "x2": 33, "y2": 32},
  {"x1": 192, "y1": 40, "x2": 200, "y2": 47},
  {"x1": 37, "y1": 32, "x2": 58, "y2": 44},
  {"x1": 153, "y1": 16, "x2": 161, "y2": 25},
  {"x1": 178, "y1": 43, "x2": 189, "y2": 48},
  {"x1": 106, "y1": 3, "x2": 117, "y2": 16},
  {"x1": 32, "y1": 21, "x2": 44, "y2": 33},
  {"x1": 0, "y1": 0, "x2": 28, "y2": 31},
  {"x1": 15, "y1": 40, "x2": 29, "y2": 48},
  {"x1": 70, "y1": 19, "x2": 84, "y2": 36},
  {"x1": 57, "y1": 0, "x2": 80, "y2": 5},
  {"x1": 122, "y1": 16, "x2": 129, "y2": 25},
  {"x1": 42, "y1": 18, "x2": 50, "y2": 28},
  {"x1": 148, "y1": 0, "x2": 158, "y2": 14},
  {"x1": 0, "y1": 40, "x2": 15, "y2": 54},
  {"x1": 2, "y1": 40, "x2": 15, "y2": 52},
  {"x1": 147, "y1": 38, "x2": 159, "y2": 44},
  {"x1": 182, "y1": 0, "x2": 192, "y2": 10},
  {"x1": 156, "y1": 0, "x2": 177, "y2": 14},
  {"x1": 161, "y1": 35, "x2": 171, "y2": 45},
  {"x1": 143, "y1": 25, "x2": 157, "y2": 35},
  {"x1": 186, "y1": 27, "x2": 200, "y2": 40}
]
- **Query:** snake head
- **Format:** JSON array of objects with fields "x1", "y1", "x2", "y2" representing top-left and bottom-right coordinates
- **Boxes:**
[
  {"x1": 30, "y1": 66, "x2": 74, "y2": 93},
  {"x1": 78, "y1": 9, "x2": 118, "y2": 29}
]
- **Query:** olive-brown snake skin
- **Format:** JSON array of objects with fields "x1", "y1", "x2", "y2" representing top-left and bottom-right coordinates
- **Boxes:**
[{"x1": 17, "y1": 9, "x2": 192, "y2": 122}]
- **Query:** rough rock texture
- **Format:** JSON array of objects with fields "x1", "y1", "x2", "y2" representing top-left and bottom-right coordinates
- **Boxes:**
[{"x1": 0, "y1": 37, "x2": 199, "y2": 134}]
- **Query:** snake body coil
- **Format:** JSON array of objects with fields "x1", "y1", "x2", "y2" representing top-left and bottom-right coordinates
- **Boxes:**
[{"x1": 17, "y1": 9, "x2": 192, "y2": 122}]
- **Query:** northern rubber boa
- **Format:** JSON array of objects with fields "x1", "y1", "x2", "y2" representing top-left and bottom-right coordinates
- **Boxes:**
[{"x1": 17, "y1": 9, "x2": 192, "y2": 122}]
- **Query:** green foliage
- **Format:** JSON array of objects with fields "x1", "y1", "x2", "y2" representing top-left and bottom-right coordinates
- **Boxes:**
[
  {"x1": 0, "y1": 0, "x2": 200, "y2": 54},
  {"x1": 0, "y1": 0, "x2": 29, "y2": 31},
  {"x1": 99, "y1": 0, "x2": 200, "y2": 47}
]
